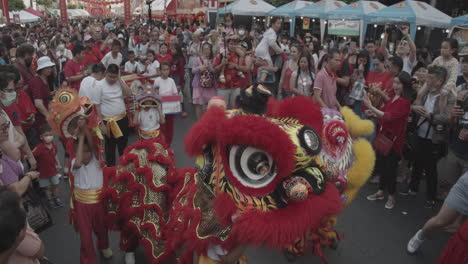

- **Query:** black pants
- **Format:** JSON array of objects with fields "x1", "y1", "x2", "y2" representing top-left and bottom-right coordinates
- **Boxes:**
[
  {"x1": 409, "y1": 136, "x2": 445, "y2": 201},
  {"x1": 104, "y1": 116, "x2": 129, "y2": 167},
  {"x1": 377, "y1": 151, "x2": 400, "y2": 195}
]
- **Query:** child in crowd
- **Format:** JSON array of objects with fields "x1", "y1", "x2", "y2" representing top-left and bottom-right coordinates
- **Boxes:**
[
  {"x1": 124, "y1": 51, "x2": 138, "y2": 73},
  {"x1": 141, "y1": 50, "x2": 160, "y2": 81},
  {"x1": 154, "y1": 62, "x2": 179, "y2": 145},
  {"x1": 101, "y1": 40, "x2": 123, "y2": 68},
  {"x1": 71, "y1": 116, "x2": 112, "y2": 264},
  {"x1": 133, "y1": 90, "x2": 165, "y2": 141},
  {"x1": 33, "y1": 124, "x2": 62, "y2": 209}
]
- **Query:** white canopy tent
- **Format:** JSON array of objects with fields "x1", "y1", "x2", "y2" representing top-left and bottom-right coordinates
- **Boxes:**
[
  {"x1": 326, "y1": 1, "x2": 387, "y2": 48},
  {"x1": 367, "y1": 0, "x2": 452, "y2": 39},
  {"x1": 9, "y1": 11, "x2": 40, "y2": 23},
  {"x1": 229, "y1": 0, "x2": 275, "y2": 16},
  {"x1": 133, "y1": 0, "x2": 172, "y2": 15}
]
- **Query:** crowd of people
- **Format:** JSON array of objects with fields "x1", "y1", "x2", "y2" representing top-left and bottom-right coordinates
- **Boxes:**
[{"x1": 0, "y1": 13, "x2": 467, "y2": 264}]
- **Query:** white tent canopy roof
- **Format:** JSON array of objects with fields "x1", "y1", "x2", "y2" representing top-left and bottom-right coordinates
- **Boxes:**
[
  {"x1": 8, "y1": 10, "x2": 40, "y2": 23},
  {"x1": 229, "y1": 0, "x2": 275, "y2": 16},
  {"x1": 367, "y1": 0, "x2": 452, "y2": 28}
]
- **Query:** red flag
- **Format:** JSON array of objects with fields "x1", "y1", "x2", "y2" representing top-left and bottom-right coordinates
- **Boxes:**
[
  {"x1": 59, "y1": 0, "x2": 69, "y2": 25},
  {"x1": 1, "y1": 0, "x2": 10, "y2": 24},
  {"x1": 124, "y1": 0, "x2": 131, "y2": 25}
]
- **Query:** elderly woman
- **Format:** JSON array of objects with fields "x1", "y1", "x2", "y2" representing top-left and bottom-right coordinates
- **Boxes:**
[{"x1": 0, "y1": 112, "x2": 44, "y2": 264}]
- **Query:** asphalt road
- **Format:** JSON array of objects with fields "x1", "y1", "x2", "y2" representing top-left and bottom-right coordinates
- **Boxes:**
[{"x1": 39, "y1": 113, "x2": 451, "y2": 264}]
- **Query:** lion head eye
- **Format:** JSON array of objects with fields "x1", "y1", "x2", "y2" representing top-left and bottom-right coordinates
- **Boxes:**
[
  {"x1": 228, "y1": 145, "x2": 277, "y2": 188},
  {"x1": 59, "y1": 93, "x2": 72, "y2": 104}
]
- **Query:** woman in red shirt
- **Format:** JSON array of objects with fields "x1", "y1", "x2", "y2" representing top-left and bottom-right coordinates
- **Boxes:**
[
  {"x1": 364, "y1": 72, "x2": 412, "y2": 209},
  {"x1": 156, "y1": 43, "x2": 173, "y2": 64},
  {"x1": 366, "y1": 53, "x2": 393, "y2": 109}
]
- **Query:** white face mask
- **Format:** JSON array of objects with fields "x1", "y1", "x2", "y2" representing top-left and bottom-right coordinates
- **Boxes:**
[
  {"x1": 43, "y1": 135, "x2": 54, "y2": 143},
  {"x1": 58, "y1": 44, "x2": 65, "y2": 51},
  {"x1": 107, "y1": 39, "x2": 113, "y2": 45},
  {"x1": 238, "y1": 29, "x2": 245, "y2": 36},
  {"x1": 40, "y1": 44, "x2": 47, "y2": 51}
]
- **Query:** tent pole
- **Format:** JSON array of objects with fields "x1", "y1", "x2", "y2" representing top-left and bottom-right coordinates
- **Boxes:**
[
  {"x1": 290, "y1": 16, "x2": 295, "y2": 37},
  {"x1": 410, "y1": 23, "x2": 416, "y2": 40}
]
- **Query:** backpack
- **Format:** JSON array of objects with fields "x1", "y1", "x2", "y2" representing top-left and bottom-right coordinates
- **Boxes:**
[{"x1": 199, "y1": 58, "x2": 213, "y2": 88}]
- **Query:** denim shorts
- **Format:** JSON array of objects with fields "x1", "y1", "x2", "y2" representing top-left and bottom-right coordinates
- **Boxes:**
[
  {"x1": 38, "y1": 175, "x2": 60, "y2": 188},
  {"x1": 445, "y1": 171, "x2": 468, "y2": 216}
]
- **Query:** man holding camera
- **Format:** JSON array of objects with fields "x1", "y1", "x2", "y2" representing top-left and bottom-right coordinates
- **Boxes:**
[{"x1": 381, "y1": 25, "x2": 416, "y2": 74}]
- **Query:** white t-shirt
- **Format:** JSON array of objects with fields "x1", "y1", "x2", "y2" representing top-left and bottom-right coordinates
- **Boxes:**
[
  {"x1": 402, "y1": 56, "x2": 414, "y2": 74},
  {"x1": 136, "y1": 43, "x2": 149, "y2": 58},
  {"x1": 101, "y1": 52, "x2": 123, "y2": 68},
  {"x1": 124, "y1": 61, "x2": 138, "y2": 73},
  {"x1": 142, "y1": 61, "x2": 160, "y2": 81},
  {"x1": 417, "y1": 93, "x2": 440, "y2": 139},
  {"x1": 94, "y1": 79, "x2": 126, "y2": 117},
  {"x1": 71, "y1": 156, "x2": 103, "y2": 190},
  {"x1": 153, "y1": 77, "x2": 178, "y2": 96},
  {"x1": 138, "y1": 108, "x2": 162, "y2": 137},
  {"x1": 255, "y1": 28, "x2": 282, "y2": 62},
  {"x1": 79, "y1": 76, "x2": 99, "y2": 104}
]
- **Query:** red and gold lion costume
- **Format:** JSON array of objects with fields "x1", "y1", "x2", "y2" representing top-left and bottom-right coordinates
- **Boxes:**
[
  {"x1": 102, "y1": 92, "x2": 375, "y2": 263},
  {"x1": 48, "y1": 86, "x2": 375, "y2": 264}
]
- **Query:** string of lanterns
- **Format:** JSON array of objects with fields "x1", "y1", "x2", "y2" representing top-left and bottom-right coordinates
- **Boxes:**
[{"x1": 80, "y1": 0, "x2": 123, "y2": 5}]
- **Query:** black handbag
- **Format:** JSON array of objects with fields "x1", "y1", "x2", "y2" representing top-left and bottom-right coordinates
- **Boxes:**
[{"x1": 22, "y1": 185, "x2": 54, "y2": 233}]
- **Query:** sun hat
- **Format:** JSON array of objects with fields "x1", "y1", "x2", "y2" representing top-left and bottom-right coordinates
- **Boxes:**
[
  {"x1": 84, "y1": 35, "x2": 93, "y2": 42},
  {"x1": 37, "y1": 56, "x2": 56, "y2": 71}
]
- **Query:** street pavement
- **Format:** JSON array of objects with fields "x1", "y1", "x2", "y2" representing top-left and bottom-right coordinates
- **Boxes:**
[{"x1": 39, "y1": 113, "x2": 451, "y2": 264}]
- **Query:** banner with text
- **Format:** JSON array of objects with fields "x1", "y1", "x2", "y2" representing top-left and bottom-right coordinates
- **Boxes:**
[{"x1": 328, "y1": 20, "x2": 360, "y2": 36}]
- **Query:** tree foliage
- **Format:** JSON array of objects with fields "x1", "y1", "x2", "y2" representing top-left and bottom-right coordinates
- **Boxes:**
[
  {"x1": 36, "y1": 0, "x2": 56, "y2": 8},
  {"x1": 8, "y1": 0, "x2": 25, "y2": 11}
]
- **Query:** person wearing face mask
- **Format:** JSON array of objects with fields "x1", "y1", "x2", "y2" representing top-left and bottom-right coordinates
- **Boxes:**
[
  {"x1": 56, "y1": 41, "x2": 73, "y2": 67},
  {"x1": 32, "y1": 124, "x2": 63, "y2": 209}
]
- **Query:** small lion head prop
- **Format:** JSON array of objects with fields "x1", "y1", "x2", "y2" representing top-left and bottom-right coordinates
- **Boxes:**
[
  {"x1": 134, "y1": 83, "x2": 161, "y2": 109},
  {"x1": 47, "y1": 89, "x2": 99, "y2": 139}
]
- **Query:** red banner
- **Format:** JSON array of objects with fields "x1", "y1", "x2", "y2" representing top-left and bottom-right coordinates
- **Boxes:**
[
  {"x1": 123, "y1": 0, "x2": 131, "y2": 25},
  {"x1": 1, "y1": 0, "x2": 10, "y2": 24},
  {"x1": 80, "y1": 0, "x2": 124, "y2": 5},
  {"x1": 59, "y1": 0, "x2": 69, "y2": 25}
]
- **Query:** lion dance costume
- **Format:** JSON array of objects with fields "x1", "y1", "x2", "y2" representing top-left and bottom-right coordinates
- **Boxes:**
[{"x1": 48, "y1": 84, "x2": 375, "y2": 264}]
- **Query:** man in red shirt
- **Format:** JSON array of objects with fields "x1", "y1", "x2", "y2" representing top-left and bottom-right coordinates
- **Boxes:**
[
  {"x1": 64, "y1": 44, "x2": 89, "y2": 91},
  {"x1": 83, "y1": 36, "x2": 102, "y2": 65},
  {"x1": 13, "y1": 44, "x2": 35, "y2": 91},
  {"x1": 214, "y1": 36, "x2": 242, "y2": 109}
]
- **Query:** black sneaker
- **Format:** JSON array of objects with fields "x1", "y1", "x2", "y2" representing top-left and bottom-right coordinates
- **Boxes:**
[
  {"x1": 54, "y1": 197, "x2": 64, "y2": 208},
  {"x1": 424, "y1": 200, "x2": 436, "y2": 209},
  {"x1": 47, "y1": 199, "x2": 58, "y2": 209}
]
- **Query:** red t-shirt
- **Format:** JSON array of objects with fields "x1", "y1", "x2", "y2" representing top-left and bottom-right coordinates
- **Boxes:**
[
  {"x1": 366, "y1": 71, "x2": 393, "y2": 92},
  {"x1": 28, "y1": 76, "x2": 51, "y2": 127},
  {"x1": 214, "y1": 53, "x2": 241, "y2": 89},
  {"x1": 2, "y1": 91, "x2": 36, "y2": 132},
  {"x1": 64, "y1": 59, "x2": 85, "y2": 91},
  {"x1": 366, "y1": 71, "x2": 393, "y2": 108},
  {"x1": 33, "y1": 142, "x2": 58, "y2": 179},
  {"x1": 83, "y1": 48, "x2": 102, "y2": 65},
  {"x1": 17, "y1": 91, "x2": 37, "y2": 132},
  {"x1": 378, "y1": 95, "x2": 411, "y2": 155},
  {"x1": 3, "y1": 103, "x2": 22, "y2": 127},
  {"x1": 157, "y1": 53, "x2": 173, "y2": 64}
]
